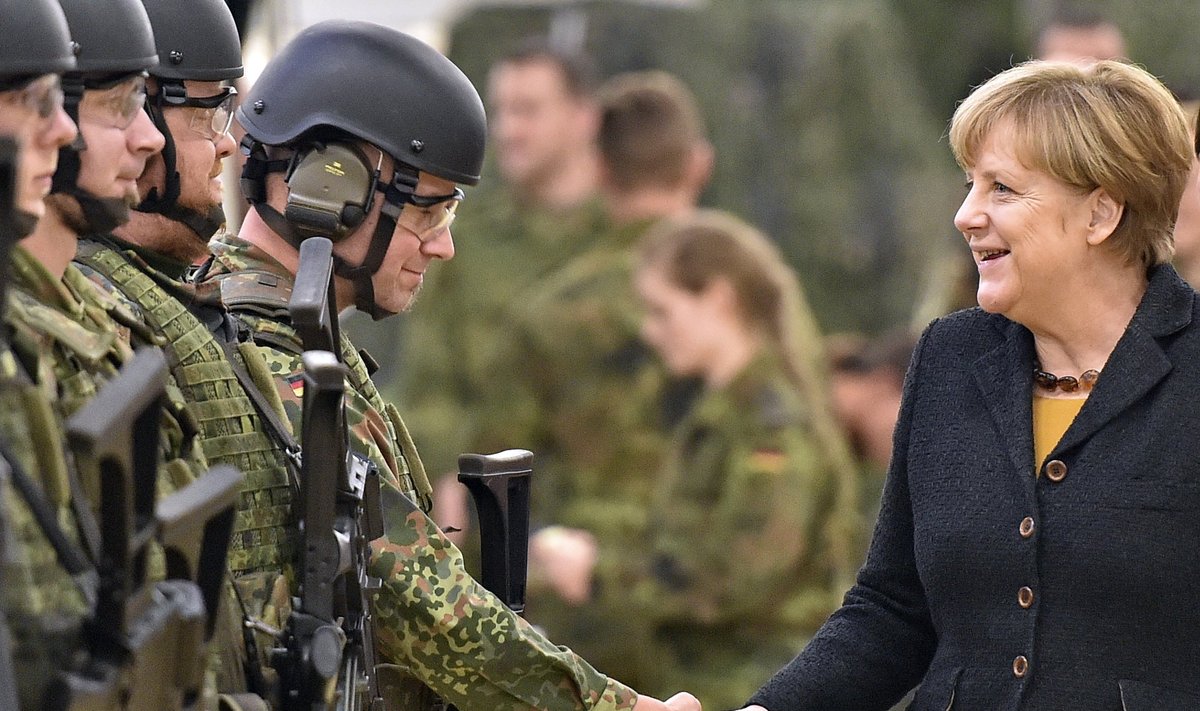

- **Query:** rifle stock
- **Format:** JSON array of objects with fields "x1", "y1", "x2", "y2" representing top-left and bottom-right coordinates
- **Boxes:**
[{"x1": 457, "y1": 450, "x2": 533, "y2": 614}]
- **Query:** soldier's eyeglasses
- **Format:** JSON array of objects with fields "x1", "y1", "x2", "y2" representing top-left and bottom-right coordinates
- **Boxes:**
[
  {"x1": 396, "y1": 188, "x2": 463, "y2": 241},
  {"x1": 182, "y1": 87, "x2": 238, "y2": 141},
  {"x1": 84, "y1": 75, "x2": 148, "y2": 130},
  {"x1": 0, "y1": 74, "x2": 64, "y2": 120}
]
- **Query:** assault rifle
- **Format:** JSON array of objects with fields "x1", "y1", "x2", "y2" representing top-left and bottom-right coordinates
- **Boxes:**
[
  {"x1": 272, "y1": 236, "x2": 383, "y2": 710},
  {"x1": 46, "y1": 348, "x2": 243, "y2": 710}
]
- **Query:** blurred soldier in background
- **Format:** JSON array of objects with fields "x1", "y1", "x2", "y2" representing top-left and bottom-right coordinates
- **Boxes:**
[
  {"x1": 826, "y1": 328, "x2": 917, "y2": 521},
  {"x1": 626, "y1": 210, "x2": 859, "y2": 710},
  {"x1": 193, "y1": 19, "x2": 698, "y2": 711},
  {"x1": 395, "y1": 43, "x2": 607, "y2": 485},
  {"x1": 485, "y1": 70, "x2": 713, "y2": 685},
  {"x1": 1035, "y1": 6, "x2": 1127, "y2": 63}
]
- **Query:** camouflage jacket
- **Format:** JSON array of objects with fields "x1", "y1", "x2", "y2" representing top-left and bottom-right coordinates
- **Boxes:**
[
  {"x1": 6, "y1": 246, "x2": 205, "y2": 495},
  {"x1": 480, "y1": 219, "x2": 670, "y2": 537},
  {"x1": 619, "y1": 352, "x2": 854, "y2": 709},
  {"x1": 0, "y1": 344, "x2": 91, "y2": 708},
  {"x1": 195, "y1": 231, "x2": 638, "y2": 711},
  {"x1": 1, "y1": 245, "x2": 210, "y2": 706}
]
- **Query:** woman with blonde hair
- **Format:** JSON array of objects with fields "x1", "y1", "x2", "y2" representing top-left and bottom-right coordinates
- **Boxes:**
[
  {"x1": 632, "y1": 209, "x2": 860, "y2": 710},
  {"x1": 738, "y1": 59, "x2": 1198, "y2": 711}
]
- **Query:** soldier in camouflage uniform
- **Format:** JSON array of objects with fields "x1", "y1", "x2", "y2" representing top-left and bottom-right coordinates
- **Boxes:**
[
  {"x1": 190, "y1": 20, "x2": 698, "y2": 711},
  {"x1": 394, "y1": 43, "x2": 607, "y2": 481},
  {"x1": 67, "y1": 0, "x2": 288, "y2": 703},
  {"x1": 0, "y1": 1, "x2": 92, "y2": 704},
  {"x1": 624, "y1": 211, "x2": 859, "y2": 709}
]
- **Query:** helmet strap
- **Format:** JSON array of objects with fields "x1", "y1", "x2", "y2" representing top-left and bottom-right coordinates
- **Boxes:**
[
  {"x1": 11, "y1": 210, "x2": 38, "y2": 239},
  {"x1": 342, "y1": 163, "x2": 420, "y2": 320}
]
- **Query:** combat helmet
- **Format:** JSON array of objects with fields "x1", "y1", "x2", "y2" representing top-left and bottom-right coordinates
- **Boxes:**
[
  {"x1": 136, "y1": 0, "x2": 244, "y2": 242},
  {"x1": 0, "y1": 0, "x2": 75, "y2": 79},
  {"x1": 52, "y1": 0, "x2": 159, "y2": 233},
  {"x1": 0, "y1": 0, "x2": 75, "y2": 237},
  {"x1": 238, "y1": 21, "x2": 486, "y2": 318}
]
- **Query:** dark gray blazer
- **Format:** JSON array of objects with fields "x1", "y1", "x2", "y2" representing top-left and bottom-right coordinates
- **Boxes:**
[{"x1": 750, "y1": 264, "x2": 1200, "y2": 711}]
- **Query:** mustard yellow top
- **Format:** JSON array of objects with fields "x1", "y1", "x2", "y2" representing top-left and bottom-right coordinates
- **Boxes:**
[{"x1": 1032, "y1": 395, "x2": 1087, "y2": 468}]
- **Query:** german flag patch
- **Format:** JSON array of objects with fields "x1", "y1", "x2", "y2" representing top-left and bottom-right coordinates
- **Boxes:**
[{"x1": 287, "y1": 373, "x2": 305, "y2": 399}]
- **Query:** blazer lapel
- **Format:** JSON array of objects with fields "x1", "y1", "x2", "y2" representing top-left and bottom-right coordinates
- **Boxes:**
[
  {"x1": 974, "y1": 321, "x2": 1036, "y2": 477},
  {"x1": 1055, "y1": 265, "x2": 1192, "y2": 456}
]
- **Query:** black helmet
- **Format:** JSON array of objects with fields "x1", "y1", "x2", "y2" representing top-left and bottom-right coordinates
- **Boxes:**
[
  {"x1": 135, "y1": 0, "x2": 243, "y2": 244},
  {"x1": 237, "y1": 20, "x2": 485, "y2": 185},
  {"x1": 139, "y1": 0, "x2": 243, "y2": 81},
  {"x1": 56, "y1": 0, "x2": 158, "y2": 78},
  {"x1": 0, "y1": 0, "x2": 75, "y2": 78}
]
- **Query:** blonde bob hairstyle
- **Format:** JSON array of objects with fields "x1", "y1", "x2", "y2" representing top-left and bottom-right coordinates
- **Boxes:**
[{"x1": 949, "y1": 60, "x2": 1193, "y2": 268}]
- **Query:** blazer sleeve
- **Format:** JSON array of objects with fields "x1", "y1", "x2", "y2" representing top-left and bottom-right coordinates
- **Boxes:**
[{"x1": 747, "y1": 322, "x2": 940, "y2": 711}]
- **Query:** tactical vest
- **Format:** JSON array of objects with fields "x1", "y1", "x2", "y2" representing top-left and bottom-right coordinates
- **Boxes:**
[
  {"x1": 75, "y1": 242, "x2": 297, "y2": 577},
  {"x1": 214, "y1": 269, "x2": 433, "y2": 512}
]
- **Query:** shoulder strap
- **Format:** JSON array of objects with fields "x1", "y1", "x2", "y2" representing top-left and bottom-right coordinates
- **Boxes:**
[{"x1": 217, "y1": 270, "x2": 294, "y2": 321}]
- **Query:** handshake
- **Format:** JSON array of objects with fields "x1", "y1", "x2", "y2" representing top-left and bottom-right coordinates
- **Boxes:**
[{"x1": 637, "y1": 692, "x2": 704, "y2": 711}]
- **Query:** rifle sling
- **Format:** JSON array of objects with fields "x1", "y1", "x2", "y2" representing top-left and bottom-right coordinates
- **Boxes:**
[
  {"x1": 219, "y1": 340, "x2": 302, "y2": 497},
  {"x1": 0, "y1": 438, "x2": 97, "y2": 604}
]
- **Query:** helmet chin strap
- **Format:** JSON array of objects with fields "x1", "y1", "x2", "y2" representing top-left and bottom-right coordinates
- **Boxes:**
[
  {"x1": 11, "y1": 209, "x2": 39, "y2": 239},
  {"x1": 136, "y1": 92, "x2": 225, "y2": 244}
]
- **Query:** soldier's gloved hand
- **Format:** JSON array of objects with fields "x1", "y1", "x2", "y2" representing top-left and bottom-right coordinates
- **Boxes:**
[
  {"x1": 731, "y1": 706, "x2": 768, "y2": 711},
  {"x1": 630, "y1": 691, "x2": 702, "y2": 711},
  {"x1": 529, "y1": 525, "x2": 597, "y2": 604}
]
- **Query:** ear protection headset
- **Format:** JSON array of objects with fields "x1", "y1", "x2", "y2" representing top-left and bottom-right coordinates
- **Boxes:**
[{"x1": 283, "y1": 141, "x2": 380, "y2": 241}]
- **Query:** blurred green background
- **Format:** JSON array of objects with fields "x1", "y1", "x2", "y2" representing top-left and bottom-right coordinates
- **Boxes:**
[{"x1": 435, "y1": 0, "x2": 1199, "y2": 336}]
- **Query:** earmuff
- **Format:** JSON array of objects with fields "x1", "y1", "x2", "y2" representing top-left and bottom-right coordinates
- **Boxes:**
[{"x1": 283, "y1": 142, "x2": 378, "y2": 241}]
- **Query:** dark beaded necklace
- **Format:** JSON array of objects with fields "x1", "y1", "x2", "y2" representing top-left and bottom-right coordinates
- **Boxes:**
[{"x1": 1033, "y1": 360, "x2": 1100, "y2": 393}]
